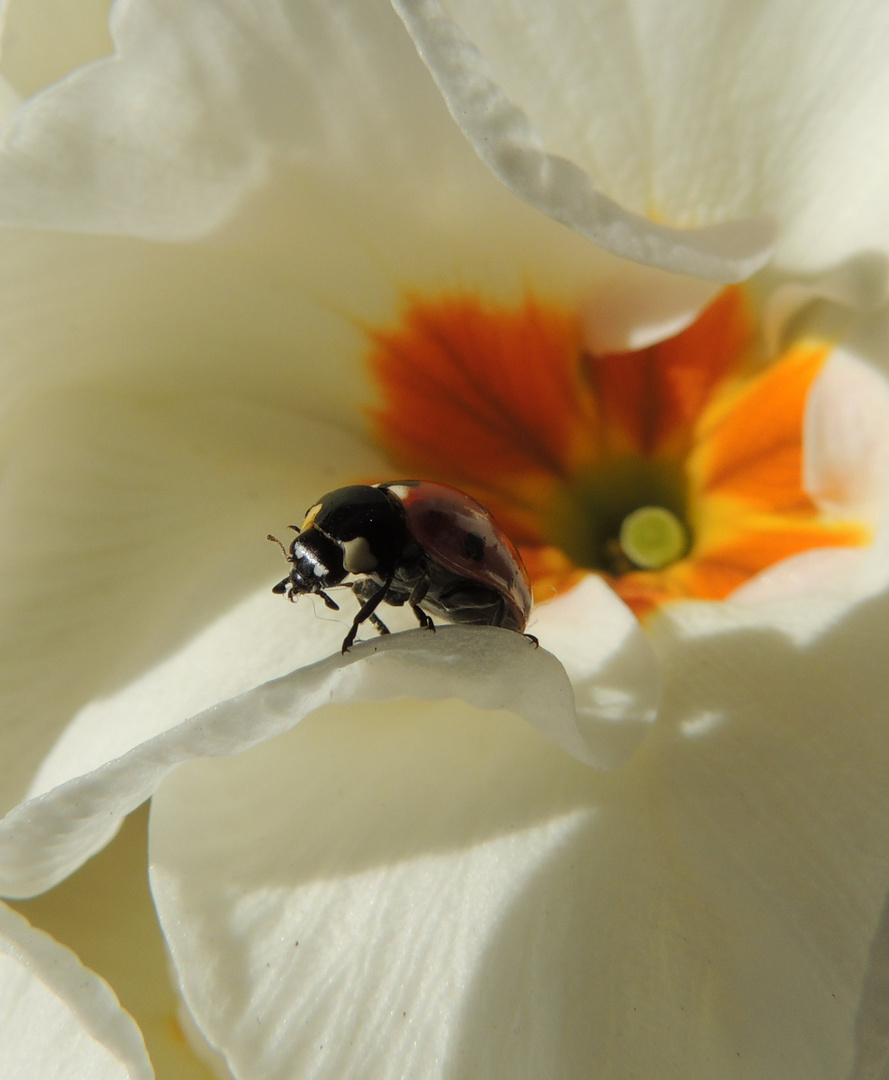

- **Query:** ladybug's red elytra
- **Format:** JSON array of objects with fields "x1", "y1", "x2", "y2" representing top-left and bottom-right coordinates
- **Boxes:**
[{"x1": 269, "y1": 480, "x2": 533, "y2": 653}]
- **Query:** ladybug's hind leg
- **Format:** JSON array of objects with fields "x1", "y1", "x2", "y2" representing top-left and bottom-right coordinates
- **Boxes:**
[
  {"x1": 342, "y1": 575, "x2": 394, "y2": 653},
  {"x1": 368, "y1": 612, "x2": 390, "y2": 635},
  {"x1": 408, "y1": 574, "x2": 435, "y2": 632}
]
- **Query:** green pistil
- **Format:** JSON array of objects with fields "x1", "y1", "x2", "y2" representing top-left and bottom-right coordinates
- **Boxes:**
[
  {"x1": 619, "y1": 506, "x2": 689, "y2": 569},
  {"x1": 546, "y1": 456, "x2": 691, "y2": 575}
]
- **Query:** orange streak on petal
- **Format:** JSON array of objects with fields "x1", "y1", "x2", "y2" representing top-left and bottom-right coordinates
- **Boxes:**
[
  {"x1": 694, "y1": 341, "x2": 830, "y2": 509},
  {"x1": 689, "y1": 518, "x2": 868, "y2": 591},
  {"x1": 583, "y1": 287, "x2": 754, "y2": 456},
  {"x1": 367, "y1": 295, "x2": 595, "y2": 501}
]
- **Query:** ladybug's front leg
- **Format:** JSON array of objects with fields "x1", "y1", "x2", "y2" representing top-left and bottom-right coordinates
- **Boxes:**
[
  {"x1": 408, "y1": 574, "x2": 435, "y2": 632},
  {"x1": 342, "y1": 575, "x2": 394, "y2": 653}
]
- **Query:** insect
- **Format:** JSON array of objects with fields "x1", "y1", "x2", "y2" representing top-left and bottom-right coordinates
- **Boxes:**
[{"x1": 269, "y1": 480, "x2": 533, "y2": 653}]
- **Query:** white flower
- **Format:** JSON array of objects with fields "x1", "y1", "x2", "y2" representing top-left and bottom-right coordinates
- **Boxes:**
[{"x1": 1, "y1": 0, "x2": 889, "y2": 1077}]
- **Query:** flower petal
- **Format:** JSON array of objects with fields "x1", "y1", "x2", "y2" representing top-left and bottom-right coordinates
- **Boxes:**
[
  {"x1": 0, "y1": 0, "x2": 474, "y2": 239},
  {"x1": 150, "y1": 580, "x2": 889, "y2": 1077},
  {"x1": 0, "y1": 386, "x2": 382, "y2": 817},
  {"x1": 728, "y1": 546, "x2": 869, "y2": 605},
  {"x1": 719, "y1": 335, "x2": 889, "y2": 605},
  {"x1": 530, "y1": 576, "x2": 659, "y2": 769},
  {"x1": 805, "y1": 348, "x2": 889, "y2": 523},
  {"x1": 393, "y1": 0, "x2": 775, "y2": 283},
  {"x1": 0, "y1": 900, "x2": 152, "y2": 1079},
  {"x1": 0, "y1": 605, "x2": 652, "y2": 897},
  {"x1": 10, "y1": 804, "x2": 228, "y2": 1079},
  {"x1": 395, "y1": 0, "x2": 889, "y2": 292},
  {"x1": 148, "y1": 705, "x2": 598, "y2": 1080}
]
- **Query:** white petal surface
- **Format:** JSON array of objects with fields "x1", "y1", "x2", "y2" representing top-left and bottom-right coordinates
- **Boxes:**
[
  {"x1": 30, "y1": 572, "x2": 657, "y2": 798},
  {"x1": 530, "y1": 575, "x2": 659, "y2": 769},
  {"x1": 805, "y1": 351, "x2": 889, "y2": 522},
  {"x1": 0, "y1": 900, "x2": 152, "y2": 1080},
  {"x1": 395, "y1": 0, "x2": 889, "y2": 291},
  {"x1": 0, "y1": 0, "x2": 488, "y2": 237},
  {"x1": 0, "y1": 0, "x2": 694, "y2": 837},
  {"x1": 731, "y1": 345, "x2": 889, "y2": 605},
  {"x1": 0, "y1": 388, "x2": 381, "y2": 815},
  {"x1": 393, "y1": 0, "x2": 774, "y2": 283},
  {"x1": 11, "y1": 804, "x2": 227, "y2": 1080},
  {"x1": 151, "y1": 577, "x2": 889, "y2": 1079},
  {"x1": 0, "y1": 617, "x2": 656, "y2": 898}
]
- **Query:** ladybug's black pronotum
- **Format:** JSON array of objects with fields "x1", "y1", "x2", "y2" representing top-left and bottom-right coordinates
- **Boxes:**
[{"x1": 269, "y1": 481, "x2": 533, "y2": 653}]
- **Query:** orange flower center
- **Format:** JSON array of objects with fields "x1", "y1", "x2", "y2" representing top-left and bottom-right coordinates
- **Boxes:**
[{"x1": 366, "y1": 288, "x2": 868, "y2": 617}]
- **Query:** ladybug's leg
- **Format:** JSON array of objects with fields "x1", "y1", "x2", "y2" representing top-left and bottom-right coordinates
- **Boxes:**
[
  {"x1": 342, "y1": 575, "x2": 394, "y2": 653},
  {"x1": 408, "y1": 575, "x2": 435, "y2": 632},
  {"x1": 317, "y1": 590, "x2": 340, "y2": 612},
  {"x1": 368, "y1": 612, "x2": 390, "y2": 635}
]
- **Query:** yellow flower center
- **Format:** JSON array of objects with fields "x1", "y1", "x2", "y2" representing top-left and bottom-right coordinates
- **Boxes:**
[{"x1": 366, "y1": 287, "x2": 869, "y2": 617}]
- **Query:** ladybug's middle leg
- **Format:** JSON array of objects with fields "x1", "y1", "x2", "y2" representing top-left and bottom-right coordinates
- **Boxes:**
[
  {"x1": 408, "y1": 574, "x2": 435, "y2": 632},
  {"x1": 342, "y1": 575, "x2": 394, "y2": 653}
]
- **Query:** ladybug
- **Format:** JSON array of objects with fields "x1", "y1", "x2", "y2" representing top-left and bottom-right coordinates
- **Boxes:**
[{"x1": 269, "y1": 480, "x2": 533, "y2": 653}]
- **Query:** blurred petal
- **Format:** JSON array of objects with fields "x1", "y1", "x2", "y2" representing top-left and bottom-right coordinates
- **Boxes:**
[
  {"x1": 10, "y1": 805, "x2": 224, "y2": 1080},
  {"x1": 0, "y1": 0, "x2": 113, "y2": 97},
  {"x1": 0, "y1": 899, "x2": 152, "y2": 1080},
  {"x1": 151, "y1": 577, "x2": 889, "y2": 1078},
  {"x1": 395, "y1": 0, "x2": 889, "y2": 294},
  {"x1": 530, "y1": 575, "x2": 659, "y2": 769},
  {"x1": 727, "y1": 546, "x2": 869, "y2": 605},
  {"x1": 805, "y1": 349, "x2": 889, "y2": 522},
  {"x1": 0, "y1": 0, "x2": 461, "y2": 238}
]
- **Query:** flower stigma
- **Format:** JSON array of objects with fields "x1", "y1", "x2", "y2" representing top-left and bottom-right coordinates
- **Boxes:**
[
  {"x1": 367, "y1": 287, "x2": 869, "y2": 617},
  {"x1": 619, "y1": 506, "x2": 689, "y2": 570}
]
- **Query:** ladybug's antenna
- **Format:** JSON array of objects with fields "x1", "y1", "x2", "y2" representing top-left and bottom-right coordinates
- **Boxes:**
[{"x1": 267, "y1": 534, "x2": 290, "y2": 559}]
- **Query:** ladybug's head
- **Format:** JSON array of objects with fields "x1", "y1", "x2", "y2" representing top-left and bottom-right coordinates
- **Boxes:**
[
  {"x1": 270, "y1": 484, "x2": 411, "y2": 602},
  {"x1": 271, "y1": 527, "x2": 347, "y2": 598}
]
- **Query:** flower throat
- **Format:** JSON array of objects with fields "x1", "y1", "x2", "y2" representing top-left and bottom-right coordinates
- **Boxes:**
[{"x1": 366, "y1": 288, "x2": 866, "y2": 617}]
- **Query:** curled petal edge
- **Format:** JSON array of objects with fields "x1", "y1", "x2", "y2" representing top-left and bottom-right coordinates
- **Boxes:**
[
  {"x1": 392, "y1": 0, "x2": 776, "y2": 283},
  {"x1": 0, "y1": 626, "x2": 653, "y2": 899},
  {"x1": 0, "y1": 901, "x2": 153, "y2": 1079}
]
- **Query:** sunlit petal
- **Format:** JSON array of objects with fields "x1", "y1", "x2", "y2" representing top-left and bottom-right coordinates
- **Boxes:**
[
  {"x1": 395, "y1": 0, "x2": 889, "y2": 294},
  {"x1": 151, "y1": 576, "x2": 889, "y2": 1077},
  {"x1": 0, "y1": 388, "x2": 381, "y2": 817},
  {"x1": 0, "y1": 613, "x2": 654, "y2": 897},
  {"x1": 393, "y1": 0, "x2": 775, "y2": 282}
]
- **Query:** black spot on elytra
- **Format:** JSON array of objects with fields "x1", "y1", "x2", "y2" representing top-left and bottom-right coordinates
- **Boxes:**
[{"x1": 464, "y1": 532, "x2": 485, "y2": 560}]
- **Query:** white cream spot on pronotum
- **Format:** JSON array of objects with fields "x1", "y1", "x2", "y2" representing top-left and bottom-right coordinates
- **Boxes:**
[{"x1": 342, "y1": 536, "x2": 378, "y2": 573}]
